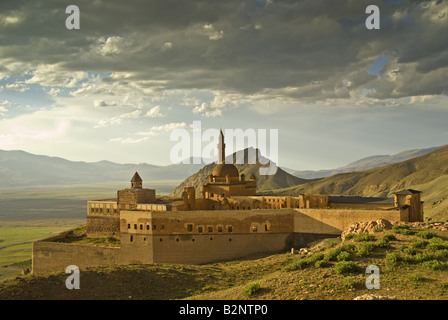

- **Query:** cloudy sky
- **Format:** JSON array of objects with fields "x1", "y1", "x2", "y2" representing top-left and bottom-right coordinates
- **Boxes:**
[{"x1": 0, "y1": 0, "x2": 447, "y2": 171}]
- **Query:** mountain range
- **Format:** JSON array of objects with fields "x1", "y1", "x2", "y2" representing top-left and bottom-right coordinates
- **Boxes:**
[
  {"x1": 271, "y1": 145, "x2": 448, "y2": 220},
  {"x1": 285, "y1": 146, "x2": 443, "y2": 179}
]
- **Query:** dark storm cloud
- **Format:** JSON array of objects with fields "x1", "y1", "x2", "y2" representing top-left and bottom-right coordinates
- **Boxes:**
[{"x1": 1, "y1": 0, "x2": 447, "y2": 101}]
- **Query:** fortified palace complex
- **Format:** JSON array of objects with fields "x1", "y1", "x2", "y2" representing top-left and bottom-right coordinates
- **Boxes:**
[{"x1": 32, "y1": 131, "x2": 423, "y2": 273}]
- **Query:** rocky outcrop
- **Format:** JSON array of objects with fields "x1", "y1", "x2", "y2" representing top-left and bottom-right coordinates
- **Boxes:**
[
  {"x1": 353, "y1": 294, "x2": 397, "y2": 300},
  {"x1": 341, "y1": 219, "x2": 393, "y2": 240}
]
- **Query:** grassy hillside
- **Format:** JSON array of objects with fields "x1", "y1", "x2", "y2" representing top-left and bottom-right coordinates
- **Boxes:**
[
  {"x1": 3, "y1": 224, "x2": 448, "y2": 300},
  {"x1": 270, "y1": 145, "x2": 448, "y2": 220}
]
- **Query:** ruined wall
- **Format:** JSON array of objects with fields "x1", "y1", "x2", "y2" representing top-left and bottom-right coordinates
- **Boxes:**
[{"x1": 32, "y1": 240, "x2": 122, "y2": 274}]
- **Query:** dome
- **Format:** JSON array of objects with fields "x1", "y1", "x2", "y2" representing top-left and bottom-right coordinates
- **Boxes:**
[{"x1": 212, "y1": 163, "x2": 239, "y2": 178}]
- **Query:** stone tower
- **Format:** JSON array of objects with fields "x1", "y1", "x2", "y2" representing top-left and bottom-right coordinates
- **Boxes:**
[
  {"x1": 131, "y1": 172, "x2": 143, "y2": 188},
  {"x1": 118, "y1": 172, "x2": 155, "y2": 210}
]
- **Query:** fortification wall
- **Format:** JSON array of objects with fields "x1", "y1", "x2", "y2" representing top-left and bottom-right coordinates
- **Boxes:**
[
  {"x1": 151, "y1": 233, "x2": 291, "y2": 264},
  {"x1": 293, "y1": 208, "x2": 404, "y2": 235},
  {"x1": 32, "y1": 240, "x2": 123, "y2": 274},
  {"x1": 86, "y1": 216, "x2": 120, "y2": 238}
]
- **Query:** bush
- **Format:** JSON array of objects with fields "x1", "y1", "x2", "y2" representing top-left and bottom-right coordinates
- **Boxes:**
[
  {"x1": 334, "y1": 261, "x2": 361, "y2": 274},
  {"x1": 342, "y1": 276, "x2": 362, "y2": 289},
  {"x1": 385, "y1": 252, "x2": 400, "y2": 271},
  {"x1": 422, "y1": 260, "x2": 448, "y2": 271},
  {"x1": 392, "y1": 225, "x2": 415, "y2": 235},
  {"x1": 306, "y1": 253, "x2": 325, "y2": 264},
  {"x1": 381, "y1": 233, "x2": 397, "y2": 241},
  {"x1": 426, "y1": 237, "x2": 448, "y2": 251},
  {"x1": 242, "y1": 283, "x2": 261, "y2": 296},
  {"x1": 344, "y1": 233, "x2": 355, "y2": 240},
  {"x1": 416, "y1": 231, "x2": 437, "y2": 239},
  {"x1": 410, "y1": 239, "x2": 429, "y2": 249},
  {"x1": 403, "y1": 246, "x2": 417, "y2": 256},
  {"x1": 315, "y1": 260, "x2": 331, "y2": 268},
  {"x1": 283, "y1": 259, "x2": 309, "y2": 271},
  {"x1": 356, "y1": 242, "x2": 376, "y2": 257},
  {"x1": 392, "y1": 224, "x2": 410, "y2": 231},
  {"x1": 337, "y1": 251, "x2": 352, "y2": 262},
  {"x1": 407, "y1": 273, "x2": 425, "y2": 282},
  {"x1": 376, "y1": 238, "x2": 390, "y2": 248},
  {"x1": 353, "y1": 233, "x2": 376, "y2": 242},
  {"x1": 340, "y1": 243, "x2": 357, "y2": 252}
]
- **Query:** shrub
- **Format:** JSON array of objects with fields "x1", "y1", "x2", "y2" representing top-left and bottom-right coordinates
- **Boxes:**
[
  {"x1": 315, "y1": 260, "x2": 331, "y2": 268},
  {"x1": 242, "y1": 283, "x2": 261, "y2": 296},
  {"x1": 410, "y1": 239, "x2": 429, "y2": 249},
  {"x1": 344, "y1": 233, "x2": 355, "y2": 240},
  {"x1": 306, "y1": 253, "x2": 325, "y2": 264},
  {"x1": 392, "y1": 224, "x2": 410, "y2": 231},
  {"x1": 353, "y1": 233, "x2": 376, "y2": 242},
  {"x1": 325, "y1": 248, "x2": 343, "y2": 261},
  {"x1": 356, "y1": 242, "x2": 376, "y2": 257},
  {"x1": 337, "y1": 251, "x2": 352, "y2": 262},
  {"x1": 283, "y1": 259, "x2": 309, "y2": 271},
  {"x1": 340, "y1": 243, "x2": 357, "y2": 252},
  {"x1": 342, "y1": 276, "x2": 361, "y2": 289},
  {"x1": 392, "y1": 225, "x2": 415, "y2": 235},
  {"x1": 334, "y1": 261, "x2": 361, "y2": 274},
  {"x1": 385, "y1": 252, "x2": 400, "y2": 271},
  {"x1": 416, "y1": 231, "x2": 437, "y2": 239},
  {"x1": 381, "y1": 233, "x2": 397, "y2": 241},
  {"x1": 426, "y1": 237, "x2": 448, "y2": 251},
  {"x1": 407, "y1": 273, "x2": 425, "y2": 282},
  {"x1": 422, "y1": 260, "x2": 448, "y2": 271},
  {"x1": 376, "y1": 238, "x2": 390, "y2": 248},
  {"x1": 403, "y1": 246, "x2": 417, "y2": 256}
]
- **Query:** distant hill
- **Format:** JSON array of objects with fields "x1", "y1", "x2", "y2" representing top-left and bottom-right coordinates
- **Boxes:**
[
  {"x1": 271, "y1": 145, "x2": 448, "y2": 220},
  {"x1": 0, "y1": 149, "x2": 204, "y2": 187},
  {"x1": 170, "y1": 147, "x2": 308, "y2": 197},
  {"x1": 289, "y1": 146, "x2": 443, "y2": 179}
]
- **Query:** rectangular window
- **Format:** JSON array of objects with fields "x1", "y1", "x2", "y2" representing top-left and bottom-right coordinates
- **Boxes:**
[
  {"x1": 153, "y1": 224, "x2": 157, "y2": 230},
  {"x1": 207, "y1": 226, "x2": 213, "y2": 233},
  {"x1": 146, "y1": 225, "x2": 150, "y2": 230},
  {"x1": 134, "y1": 224, "x2": 137, "y2": 229},
  {"x1": 227, "y1": 226, "x2": 233, "y2": 233},
  {"x1": 187, "y1": 224, "x2": 193, "y2": 232},
  {"x1": 130, "y1": 235, "x2": 133, "y2": 242},
  {"x1": 265, "y1": 224, "x2": 271, "y2": 231},
  {"x1": 217, "y1": 226, "x2": 223, "y2": 233},
  {"x1": 198, "y1": 226, "x2": 203, "y2": 233},
  {"x1": 140, "y1": 224, "x2": 143, "y2": 230},
  {"x1": 161, "y1": 224, "x2": 165, "y2": 230},
  {"x1": 127, "y1": 224, "x2": 130, "y2": 229}
]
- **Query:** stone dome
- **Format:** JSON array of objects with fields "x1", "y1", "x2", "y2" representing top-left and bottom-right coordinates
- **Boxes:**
[{"x1": 212, "y1": 163, "x2": 239, "y2": 178}]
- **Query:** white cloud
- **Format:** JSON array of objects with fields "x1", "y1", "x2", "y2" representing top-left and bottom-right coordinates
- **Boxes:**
[
  {"x1": 94, "y1": 109, "x2": 141, "y2": 128},
  {"x1": 4, "y1": 83, "x2": 29, "y2": 92},
  {"x1": 192, "y1": 95, "x2": 238, "y2": 117},
  {"x1": 202, "y1": 24, "x2": 224, "y2": 40},
  {"x1": 25, "y1": 63, "x2": 89, "y2": 88},
  {"x1": 109, "y1": 136, "x2": 148, "y2": 144},
  {"x1": 144, "y1": 105, "x2": 163, "y2": 117}
]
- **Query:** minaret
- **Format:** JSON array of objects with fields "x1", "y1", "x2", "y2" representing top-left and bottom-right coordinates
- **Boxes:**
[{"x1": 217, "y1": 129, "x2": 225, "y2": 164}]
